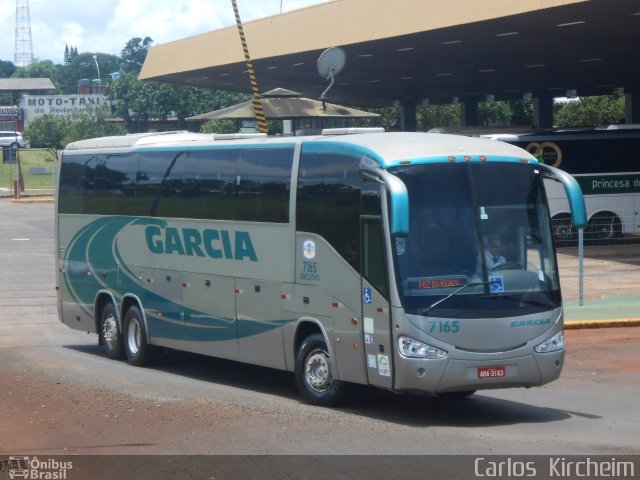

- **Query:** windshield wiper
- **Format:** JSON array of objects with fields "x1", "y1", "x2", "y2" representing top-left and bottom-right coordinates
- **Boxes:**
[{"x1": 422, "y1": 281, "x2": 491, "y2": 316}]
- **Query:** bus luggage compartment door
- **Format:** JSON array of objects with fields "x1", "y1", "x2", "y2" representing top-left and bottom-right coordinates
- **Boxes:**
[{"x1": 236, "y1": 278, "x2": 286, "y2": 370}]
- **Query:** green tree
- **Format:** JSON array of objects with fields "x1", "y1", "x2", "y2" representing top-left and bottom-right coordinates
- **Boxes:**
[
  {"x1": 109, "y1": 70, "x2": 169, "y2": 132},
  {"x1": 0, "y1": 59, "x2": 18, "y2": 104},
  {"x1": 11, "y1": 60, "x2": 61, "y2": 90},
  {"x1": 169, "y1": 87, "x2": 250, "y2": 130},
  {"x1": 363, "y1": 105, "x2": 400, "y2": 130},
  {"x1": 57, "y1": 52, "x2": 121, "y2": 94},
  {"x1": 63, "y1": 105, "x2": 125, "y2": 144},
  {"x1": 121, "y1": 37, "x2": 153, "y2": 73},
  {"x1": 201, "y1": 120, "x2": 237, "y2": 134},
  {"x1": 0, "y1": 59, "x2": 17, "y2": 78},
  {"x1": 418, "y1": 104, "x2": 461, "y2": 130},
  {"x1": 477, "y1": 101, "x2": 511, "y2": 125},
  {"x1": 111, "y1": 67, "x2": 252, "y2": 133},
  {"x1": 510, "y1": 100, "x2": 534, "y2": 125},
  {"x1": 555, "y1": 95, "x2": 624, "y2": 127},
  {"x1": 22, "y1": 115, "x2": 67, "y2": 149},
  {"x1": 24, "y1": 108, "x2": 125, "y2": 149}
]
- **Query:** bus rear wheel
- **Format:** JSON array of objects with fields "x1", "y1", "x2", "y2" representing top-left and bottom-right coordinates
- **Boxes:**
[
  {"x1": 123, "y1": 304, "x2": 156, "y2": 366},
  {"x1": 587, "y1": 212, "x2": 621, "y2": 243},
  {"x1": 99, "y1": 302, "x2": 123, "y2": 359},
  {"x1": 295, "y1": 333, "x2": 345, "y2": 406}
]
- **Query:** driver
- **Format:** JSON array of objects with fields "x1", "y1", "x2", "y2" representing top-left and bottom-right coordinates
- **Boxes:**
[{"x1": 485, "y1": 235, "x2": 507, "y2": 270}]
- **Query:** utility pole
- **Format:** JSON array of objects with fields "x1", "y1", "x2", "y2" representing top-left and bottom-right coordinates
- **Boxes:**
[{"x1": 14, "y1": 0, "x2": 34, "y2": 67}]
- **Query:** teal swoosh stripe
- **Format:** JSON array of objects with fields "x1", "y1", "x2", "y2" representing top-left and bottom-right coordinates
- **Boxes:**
[{"x1": 64, "y1": 216, "x2": 294, "y2": 342}]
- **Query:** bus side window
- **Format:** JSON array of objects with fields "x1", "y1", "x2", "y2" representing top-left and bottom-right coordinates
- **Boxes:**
[
  {"x1": 297, "y1": 152, "x2": 369, "y2": 272},
  {"x1": 235, "y1": 148, "x2": 293, "y2": 223},
  {"x1": 362, "y1": 219, "x2": 388, "y2": 299},
  {"x1": 137, "y1": 151, "x2": 186, "y2": 218},
  {"x1": 59, "y1": 154, "x2": 92, "y2": 214}
]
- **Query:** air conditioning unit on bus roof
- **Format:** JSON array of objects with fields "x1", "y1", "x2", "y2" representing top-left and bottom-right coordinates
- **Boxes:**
[
  {"x1": 322, "y1": 127, "x2": 385, "y2": 135},
  {"x1": 212, "y1": 133, "x2": 267, "y2": 140}
]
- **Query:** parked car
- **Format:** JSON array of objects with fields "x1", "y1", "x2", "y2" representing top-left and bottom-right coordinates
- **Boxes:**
[{"x1": 0, "y1": 131, "x2": 27, "y2": 148}]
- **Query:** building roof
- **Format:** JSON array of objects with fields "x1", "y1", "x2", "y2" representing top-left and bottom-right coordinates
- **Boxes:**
[
  {"x1": 139, "y1": 0, "x2": 640, "y2": 107},
  {"x1": 187, "y1": 88, "x2": 379, "y2": 121},
  {"x1": 0, "y1": 78, "x2": 56, "y2": 92}
]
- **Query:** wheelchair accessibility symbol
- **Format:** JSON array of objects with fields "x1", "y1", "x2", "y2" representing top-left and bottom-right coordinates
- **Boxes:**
[
  {"x1": 363, "y1": 288, "x2": 372, "y2": 304},
  {"x1": 489, "y1": 276, "x2": 505, "y2": 293}
]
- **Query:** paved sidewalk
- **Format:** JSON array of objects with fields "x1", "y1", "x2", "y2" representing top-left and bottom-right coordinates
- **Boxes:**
[
  {"x1": 0, "y1": 188, "x2": 54, "y2": 203},
  {"x1": 564, "y1": 304, "x2": 640, "y2": 329}
]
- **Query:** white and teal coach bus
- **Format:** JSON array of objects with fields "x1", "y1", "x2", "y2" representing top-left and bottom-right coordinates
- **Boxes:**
[{"x1": 56, "y1": 129, "x2": 586, "y2": 405}]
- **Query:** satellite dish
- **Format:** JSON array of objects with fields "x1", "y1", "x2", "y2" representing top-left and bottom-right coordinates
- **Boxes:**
[
  {"x1": 317, "y1": 47, "x2": 346, "y2": 80},
  {"x1": 317, "y1": 47, "x2": 346, "y2": 102}
]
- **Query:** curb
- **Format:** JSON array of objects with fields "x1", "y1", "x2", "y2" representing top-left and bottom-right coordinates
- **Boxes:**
[
  {"x1": 11, "y1": 197, "x2": 54, "y2": 204},
  {"x1": 565, "y1": 319, "x2": 640, "y2": 330}
]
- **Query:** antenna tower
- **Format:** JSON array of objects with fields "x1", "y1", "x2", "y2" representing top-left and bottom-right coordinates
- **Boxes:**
[{"x1": 14, "y1": 0, "x2": 34, "y2": 67}]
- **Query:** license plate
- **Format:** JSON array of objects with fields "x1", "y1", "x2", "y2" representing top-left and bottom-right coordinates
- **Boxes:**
[{"x1": 477, "y1": 366, "x2": 506, "y2": 379}]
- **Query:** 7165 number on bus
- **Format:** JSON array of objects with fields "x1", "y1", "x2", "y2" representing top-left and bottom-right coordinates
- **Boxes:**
[{"x1": 428, "y1": 320, "x2": 460, "y2": 334}]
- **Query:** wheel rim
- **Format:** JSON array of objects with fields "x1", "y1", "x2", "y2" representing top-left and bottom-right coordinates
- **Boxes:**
[
  {"x1": 102, "y1": 314, "x2": 119, "y2": 352},
  {"x1": 552, "y1": 217, "x2": 573, "y2": 242},
  {"x1": 127, "y1": 317, "x2": 142, "y2": 356},
  {"x1": 595, "y1": 217, "x2": 615, "y2": 240},
  {"x1": 304, "y1": 348, "x2": 332, "y2": 392}
]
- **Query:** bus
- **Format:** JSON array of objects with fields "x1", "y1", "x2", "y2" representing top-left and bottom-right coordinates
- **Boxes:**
[
  {"x1": 493, "y1": 125, "x2": 640, "y2": 245},
  {"x1": 55, "y1": 129, "x2": 586, "y2": 406}
]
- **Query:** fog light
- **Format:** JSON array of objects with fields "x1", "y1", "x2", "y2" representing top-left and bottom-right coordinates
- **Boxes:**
[
  {"x1": 535, "y1": 331, "x2": 564, "y2": 353},
  {"x1": 398, "y1": 336, "x2": 447, "y2": 359}
]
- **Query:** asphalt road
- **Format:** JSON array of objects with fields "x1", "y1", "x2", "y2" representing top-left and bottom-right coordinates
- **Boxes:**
[{"x1": 1, "y1": 200, "x2": 639, "y2": 461}]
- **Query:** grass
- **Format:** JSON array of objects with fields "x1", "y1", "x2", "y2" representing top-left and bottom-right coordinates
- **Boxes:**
[{"x1": 0, "y1": 148, "x2": 58, "y2": 191}]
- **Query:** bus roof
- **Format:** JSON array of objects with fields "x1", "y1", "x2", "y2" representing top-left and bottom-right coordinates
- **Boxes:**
[
  {"x1": 64, "y1": 130, "x2": 537, "y2": 167},
  {"x1": 306, "y1": 132, "x2": 537, "y2": 167}
]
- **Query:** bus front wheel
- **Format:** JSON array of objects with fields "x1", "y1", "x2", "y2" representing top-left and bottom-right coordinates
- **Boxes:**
[
  {"x1": 295, "y1": 333, "x2": 345, "y2": 406},
  {"x1": 123, "y1": 304, "x2": 156, "y2": 366},
  {"x1": 99, "y1": 302, "x2": 123, "y2": 359}
]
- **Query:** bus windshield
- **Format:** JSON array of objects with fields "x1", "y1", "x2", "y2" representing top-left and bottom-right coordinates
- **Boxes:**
[{"x1": 390, "y1": 162, "x2": 561, "y2": 318}]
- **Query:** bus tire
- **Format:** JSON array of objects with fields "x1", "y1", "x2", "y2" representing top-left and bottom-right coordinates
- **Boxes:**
[
  {"x1": 123, "y1": 304, "x2": 156, "y2": 366},
  {"x1": 295, "y1": 333, "x2": 345, "y2": 406},
  {"x1": 551, "y1": 214, "x2": 576, "y2": 247},
  {"x1": 587, "y1": 212, "x2": 621, "y2": 243},
  {"x1": 99, "y1": 302, "x2": 123, "y2": 359}
]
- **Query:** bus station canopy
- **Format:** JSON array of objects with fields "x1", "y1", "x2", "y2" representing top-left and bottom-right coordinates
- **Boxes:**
[
  {"x1": 140, "y1": 0, "x2": 640, "y2": 107},
  {"x1": 187, "y1": 88, "x2": 380, "y2": 121}
]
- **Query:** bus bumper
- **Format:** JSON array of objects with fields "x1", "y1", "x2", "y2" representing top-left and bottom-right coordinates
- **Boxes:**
[{"x1": 393, "y1": 349, "x2": 564, "y2": 393}]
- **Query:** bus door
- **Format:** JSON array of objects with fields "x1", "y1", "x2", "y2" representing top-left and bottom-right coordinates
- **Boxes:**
[{"x1": 360, "y1": 217, "x2": 393, "y2": 389}]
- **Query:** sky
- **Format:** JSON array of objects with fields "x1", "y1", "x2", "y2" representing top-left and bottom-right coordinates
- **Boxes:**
[{"x1": 0, "y1": 0, "x2": 329, "y2": 65}]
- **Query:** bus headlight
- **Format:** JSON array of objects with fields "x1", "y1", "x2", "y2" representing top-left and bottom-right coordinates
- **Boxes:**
[
  {"x1": 535, "y1": 331, "x2": 564, "y2": 353},
  {"x1": 398, "y1": 336, "x2": 448, "y2": 359}
]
